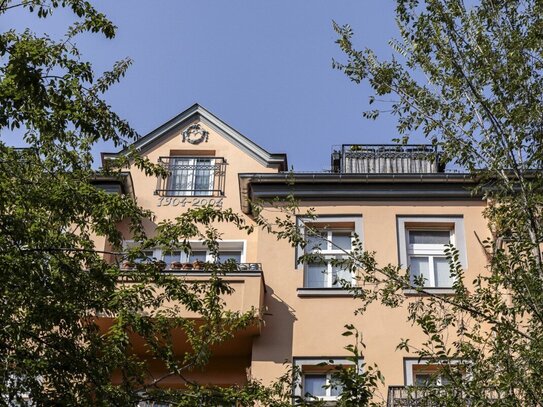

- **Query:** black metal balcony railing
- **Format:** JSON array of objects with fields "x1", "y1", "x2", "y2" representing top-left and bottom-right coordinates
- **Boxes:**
[
  {"x1": 331, "y1": 144, "x2": 444, "y2": 174},
  {"x1": 121, "y1": 261, "x2": 262, "y2": 273},
  {"x1": 387, "y1": 386, "x2": 501, "y2": 407},
  {"x1": 155, "y1": 156, "x2": 226, "y2": 197}
]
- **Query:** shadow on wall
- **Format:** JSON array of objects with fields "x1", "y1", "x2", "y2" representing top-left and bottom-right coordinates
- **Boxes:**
[{"x1": 251, "y1": 286, "x2": 296, "y2": 364}]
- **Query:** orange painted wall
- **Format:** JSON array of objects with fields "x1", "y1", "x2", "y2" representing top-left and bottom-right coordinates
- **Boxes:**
[{"x1": 98, "y1": 114, "x2": 491, "y2": 396}]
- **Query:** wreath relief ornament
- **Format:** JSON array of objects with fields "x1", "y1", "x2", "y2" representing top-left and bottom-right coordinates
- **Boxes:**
[{"x1": 182, "y1": 124, "x2": 209, "y2": 145}]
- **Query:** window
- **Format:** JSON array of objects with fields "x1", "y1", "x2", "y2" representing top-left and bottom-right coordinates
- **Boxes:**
[
  {"x1": 161, "y1": 249, "x2": 207, "y2": 265},
  {"x1": 160, "y1": 242, "x2": 244, "y2": 265},
  {"x1": 156, "y1": 156, "x2": 226, "y2": 197},
  {"x1": 293, "y1": 358, "x2": 361, "y2": 403},
  {"x1": 414, "y1": 370, "x2": 451, "y2": 387},
  {"x1": 168, "y1": 157, "x2": 215, "y2": 196},
  {"x1": 305, "y1": 229, "x2": 354, "y2": 288},
  {"x1": 397, "y1": 217, "x2": 467, "y2": 290},
  {"x1": 404, "y1": 359, "x2": 465, "y2": 387},
  {"x1": 217, "y1": 251, "x2": 242, "y2": 263},
  {"x1": 407, "y1": 229, "x2": 454, "y2": 288},
  {"x1": 123, "y1": 241, "x2": 245, "y2": 270},
  {"x1": 303, "y1": 372, "x2": 343, "y2": 401},
  {"x1": 134, "y1": 250, "x2": 155, "y2": 264},
  {"x1": 297, "y1": 216, "x2": 363, "y2": 290}
]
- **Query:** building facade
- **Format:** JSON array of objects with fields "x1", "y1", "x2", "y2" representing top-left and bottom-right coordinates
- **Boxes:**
[{"x1": 97, "y1": 104, "x2": 490, "y2": 405}]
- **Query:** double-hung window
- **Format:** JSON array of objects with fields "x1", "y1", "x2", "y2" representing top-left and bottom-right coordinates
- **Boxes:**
[
  {"x1": 398, "y1": 216, "x2": 468, "y2": 290},
  {"x1": 305, "y1": 229, "x2": 353, "y2": 288},
  {"x1": 302, "y1": 372, "x2": 342, "y2": 402},
  {"x1": 406, "y1": 229, "x2": 454, "y2": 288},
  {"x1": 413, "y1": 368, "x2": 452, "y2": 387},
  {"x1": 404, "y1": 359, "x2": 465, "y2": 387},
  {"x1": 168, "y1": 157, "x2": 214, "y2": 196},
  {"x1": 294, "y1": 357, "x2": 361, "y2": 403}
]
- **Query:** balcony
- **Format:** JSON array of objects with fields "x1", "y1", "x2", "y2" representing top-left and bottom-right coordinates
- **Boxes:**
[
  {"x1": 155, "y1": 156, "x2": 226, "y2": 197},
  {"x1": 387, "y1": 386, "x2": 500, "y2": 406},
  {"x1": 100, "y1": 259, "x2": 265, "y2": 388},
  {"x1": 331, "y1": 144, "x2": 444, "y2": 174},
  {"x1": 118, "y1": 261, "x2": 265, "y2": 319}
]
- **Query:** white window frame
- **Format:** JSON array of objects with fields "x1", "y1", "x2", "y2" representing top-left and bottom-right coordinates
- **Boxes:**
[
  {"x1": 413, "y1": 370, "x2": 450, "y2": 387},
  {"x1": 397, "y1": 216, "x2": 467, "y2": 290},
  {"x1": 305, "y1": 229, "x2": 355, "y2": 288},
  {"x1": 404, "y1": 358, "x2": 467, "y2": 387},
  {"x1": 406, "y1": 228, "x2": 454, "y2": 288},
  {"x1": 302, "y1": 372, "x2": 341, "y2": 402},
  {"x1": 296, "y1": 216, "x2": 363, "y2": 290},
  {"x1": 124, "y1": 240, "x2": 246, "y2": 265},
  {"x1": 293, "y1": 358, "x2": 362, "y2": 403},
  {"x1": 168, "y1": 157, "x2": 215, "y2": 196}
]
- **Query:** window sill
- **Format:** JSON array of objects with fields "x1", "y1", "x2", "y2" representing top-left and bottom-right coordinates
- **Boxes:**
[
  {"x1": 403, "y1": 288, "x2": 456, "y2": 296},
  {"x1": 297, "y1": 288, "x2": 354, "y2": 297}
]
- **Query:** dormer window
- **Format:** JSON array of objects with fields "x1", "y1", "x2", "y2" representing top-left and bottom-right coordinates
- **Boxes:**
[
  {"x1": 156, "y1": 155, "x2": 226, "y2": 197},
  {"x1": 169, "y1": 157, "x2": 214, "y2": 196}
]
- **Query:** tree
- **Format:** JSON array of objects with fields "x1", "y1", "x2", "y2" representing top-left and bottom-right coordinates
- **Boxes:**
[
  {"x1": 0, "y1": 2, "x2": 257, "y2": 405},
  {"x1": 329, "y1": 0, "x2": 543, "y2": 405},
  {"x1": 0, "y1": 3, "x2": 381, "y2": 405}
]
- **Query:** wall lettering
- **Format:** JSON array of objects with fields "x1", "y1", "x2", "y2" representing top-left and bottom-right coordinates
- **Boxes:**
[{"x1": 157, "y1": 197, "x2": 224, "y2": 208}]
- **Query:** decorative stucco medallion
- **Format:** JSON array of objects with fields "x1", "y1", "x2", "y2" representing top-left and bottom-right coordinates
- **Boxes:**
[{"x1": 182, "y1": 124, "x2": 209, "y2": 145}]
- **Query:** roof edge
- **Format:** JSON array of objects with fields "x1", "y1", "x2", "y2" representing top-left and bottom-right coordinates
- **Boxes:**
[
  {"x1": 110, "y1": 104, "x2": 288, "y2": 170},
  {"x1": 238, "y1": 172, "x2": 481, "y2": 215}
]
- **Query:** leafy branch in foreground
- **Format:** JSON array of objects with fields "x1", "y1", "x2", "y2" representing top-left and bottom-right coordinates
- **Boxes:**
[
  {"x1": 0, "y1": 2, "x2": 259, "y2": 405},
  {"x1": 329, "y1": 0, "x2": 543, "y2": 405}
]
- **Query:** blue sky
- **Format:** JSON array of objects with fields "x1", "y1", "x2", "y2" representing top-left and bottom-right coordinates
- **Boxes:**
[{"x1": 6, "y1": 1, "x2": 409, "y2": 171}]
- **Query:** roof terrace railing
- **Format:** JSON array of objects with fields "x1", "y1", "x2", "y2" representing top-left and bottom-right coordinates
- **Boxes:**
[{"x1": 332, "y1": 144, "x2": 443, "y2": 174}]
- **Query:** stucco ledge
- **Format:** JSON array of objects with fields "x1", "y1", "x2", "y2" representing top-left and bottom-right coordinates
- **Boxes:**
[
  {"x1": 296, "y1": 288, "x2": 354, "y2": 298},
  {"x1": 403, "y1": 288, "x2": 456, "y2": 296}
]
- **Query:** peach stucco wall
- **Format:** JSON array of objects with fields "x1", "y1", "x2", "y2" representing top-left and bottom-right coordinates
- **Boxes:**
[
  {"x1": 251, "y1": 200, "x2": 489, "y2": 394},
  {"x1": 127, "y1": 119, "x2": 277, "y2": 224},
  {"x1": 102, "y1": 116, "x2": 491, "y2": 396}
]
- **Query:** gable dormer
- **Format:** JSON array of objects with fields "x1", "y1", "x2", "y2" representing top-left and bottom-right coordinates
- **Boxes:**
[{"x1": 103, "y1": 104, "x2": 287, "y2": 214}]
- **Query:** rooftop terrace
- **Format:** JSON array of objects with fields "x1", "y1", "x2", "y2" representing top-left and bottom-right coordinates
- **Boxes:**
[{"x1": 331, "y1": 144, "x2": 444, "y2": 174}]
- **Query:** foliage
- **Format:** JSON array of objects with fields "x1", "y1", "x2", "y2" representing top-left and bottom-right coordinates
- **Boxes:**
[
  {"x1": 0, "y1": 2, "x2": 258, "y2": 405},
  {"x1": 330, "y1": 325, "x2": 383, "y2": 407},
  {"x1": 140, "y1": 324, "x2": 383, "y2": 407},
  {"x1": 330, "y1": 0, "x2": 543, "y2": 405}
]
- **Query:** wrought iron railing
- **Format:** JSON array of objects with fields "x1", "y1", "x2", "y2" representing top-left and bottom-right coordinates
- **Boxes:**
[
  {"x1": 387, "y1": 386, "x2": 501, "y2": 406},
  {"x1": 155, "y1": 156, "x2": 226, "y2": 197},
  {"x1": 331, "y1": 144, "x2": 443, "y2": 174},
  {"x1": 121, "y1": 261, "x2": 262, "y2": 273}
]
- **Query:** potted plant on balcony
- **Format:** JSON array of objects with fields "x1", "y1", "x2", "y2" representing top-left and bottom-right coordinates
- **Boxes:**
[
  {"x1": 171, "y1": 261, "x2": 183, "y2": 270},
  {"x1": 193, "y1": 260, "x2": 205, "y2": 270},
  {"x1": 156, "y1": 260, "x2": 166, "y2": 270},
  {"x1": 182, "y1": 262, "x2": 193, "y2": 270}
]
